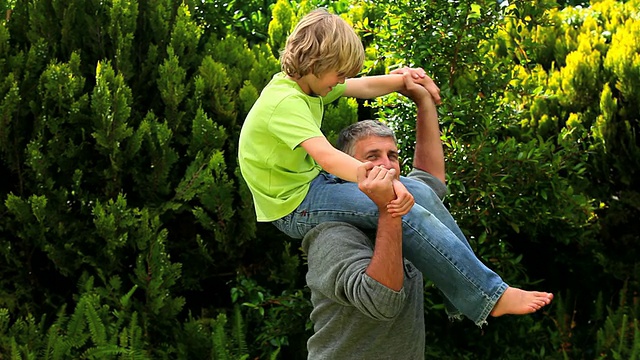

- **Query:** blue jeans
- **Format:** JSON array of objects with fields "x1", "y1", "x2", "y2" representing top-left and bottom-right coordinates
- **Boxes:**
[{"x1": 274, "y1": 173, "x2": 507, "y2": 326}]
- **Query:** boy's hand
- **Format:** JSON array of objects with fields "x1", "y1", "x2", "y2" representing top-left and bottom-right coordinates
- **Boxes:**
[
  {"x1": 400, "y1": 72, "x2": 431, "y2": 104},
  {"x1": 387, "y1": 178, "x2": 414, "y2": 217},
  {"x1": 390, "y1": 66, "x2": 441, "y2": 105}
]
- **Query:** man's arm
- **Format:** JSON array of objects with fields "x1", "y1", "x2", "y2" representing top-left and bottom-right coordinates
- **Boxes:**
[
  {"x1": 357, "y1": 165, "x2": 404, "y2": 291},
  {"x1": 396, "y1": 71, "x2": 446, "y2": 184},
  {"x1": 301, "y1": 166, "x2": 407, "y2": 319},
  {"x1": 413, "y1": 90, "x2": 445, "y2": 184}
]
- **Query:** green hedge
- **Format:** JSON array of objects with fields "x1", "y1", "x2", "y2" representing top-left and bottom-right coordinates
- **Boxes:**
[{"x1": 1, "y1": 0, "x2": 638, "y2": 358}]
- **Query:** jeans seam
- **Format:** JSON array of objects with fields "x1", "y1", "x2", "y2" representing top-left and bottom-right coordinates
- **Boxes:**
[{"x1": 403, "y1": 216, "x2": 503, "y2": 327}]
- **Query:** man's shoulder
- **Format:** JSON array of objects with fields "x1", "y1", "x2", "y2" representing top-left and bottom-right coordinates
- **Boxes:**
[
  {"x1": 301, "y1": 222, "x2": 369, "y2": 253},
  {"x1": 406, "y1": 168, "x2": 447, "y2": 199},
  {"x1": 309, "y1": 221, "x2": 365, "y2": 235}
]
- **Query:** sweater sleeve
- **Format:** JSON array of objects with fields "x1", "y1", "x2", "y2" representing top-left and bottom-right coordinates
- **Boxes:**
[
  {"x1": 406, "y1": 168, "x2": 447, "y2": 199},
  {"x1": 302, "y1": 222, "x2": 408, "y2": 321}
]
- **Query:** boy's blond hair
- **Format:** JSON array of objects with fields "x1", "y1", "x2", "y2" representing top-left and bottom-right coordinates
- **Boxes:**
[{"x1": 280, "y1": 8, "x2": 364, "y2": 79}]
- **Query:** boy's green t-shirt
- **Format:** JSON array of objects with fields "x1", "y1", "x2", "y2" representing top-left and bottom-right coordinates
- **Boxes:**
[{"x1": 238, "y1": 73, "x2": 346, "y2": 222}]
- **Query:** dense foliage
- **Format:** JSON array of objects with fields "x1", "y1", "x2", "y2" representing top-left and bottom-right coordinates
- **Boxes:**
[
  {"x1": 0, "y1": 0, "x2": 638, "y2": 358},
  {"x1": 363, "y1": 0, "x2": 639, "y2": 357},
  {"x1": 0, "y1": 0, "x2": 292, "y2": 358}
]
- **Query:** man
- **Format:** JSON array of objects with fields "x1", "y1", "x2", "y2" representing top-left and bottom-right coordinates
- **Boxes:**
[
  {"x1": 302, "y1": 71, "x2": 552, "y2": 359},
  {"x1": 301, "y1": 73, "x2": 438, "y2": 359}
]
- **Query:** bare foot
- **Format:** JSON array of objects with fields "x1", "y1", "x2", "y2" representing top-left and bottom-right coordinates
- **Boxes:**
[{"x1": 490, "y1": 287, "x2": 553, "y2": 317}]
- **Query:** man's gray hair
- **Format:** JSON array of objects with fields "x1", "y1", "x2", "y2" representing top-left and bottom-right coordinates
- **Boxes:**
[{"x1": 336, "y1": 120, "x2": 397, "y2": 156}]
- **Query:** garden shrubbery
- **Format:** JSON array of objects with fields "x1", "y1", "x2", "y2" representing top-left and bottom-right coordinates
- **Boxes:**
[{"x1": 0, "y1": 0, "x2": 638, "y2": 358}]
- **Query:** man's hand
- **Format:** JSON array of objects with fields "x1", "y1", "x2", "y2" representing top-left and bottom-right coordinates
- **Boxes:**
[
  {"x1": 400, "y1": 72, "x2": 436, "y2": 109},
  {"x1": 357, "y1": 164, "x2": 396, "y2": 209},
  {"x1": 390, "y1": 66, "x2": 441, "y2": 105},
  {"x1": 387, "y1": 179, "x2": 415, "y2": 217}
]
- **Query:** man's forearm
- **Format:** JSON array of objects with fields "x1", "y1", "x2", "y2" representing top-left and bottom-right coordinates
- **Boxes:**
[
  {"x1": 413, "y1": 96, "x2": 445, "y2": 183},
  {"x1": 365, "y1": 211, "x2": 404, "y2": 291}
]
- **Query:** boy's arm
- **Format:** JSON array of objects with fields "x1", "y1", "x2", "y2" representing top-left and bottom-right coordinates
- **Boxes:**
[
  {"x1": 344, "y1": 68, "x2": 441, "y2": 104},
  {"x1": 343, "y1": 74, "x2": 405, "y2": 99},
  {"x1": 302, "y1": 135, "x2": 414, "y2": 216},
  {"x1": 300, "y1": 136, "x2": 379, "y2": 182}
]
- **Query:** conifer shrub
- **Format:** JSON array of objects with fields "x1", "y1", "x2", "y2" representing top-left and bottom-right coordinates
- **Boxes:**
[
  {"x1": 0, "y1": 0, "x2": 300, "y2": 357},
  {"x1": 2, "y1": 0, "x2": 638, "y2": 358}
]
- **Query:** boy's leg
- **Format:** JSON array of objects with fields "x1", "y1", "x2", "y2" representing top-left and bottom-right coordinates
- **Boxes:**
[
  {"x1": 285, "y1": 173, "x2": 506, "y2": 325},
  {"x1": 400, "y1": 176, "x2": 472, "y2": 251},
  {"x1": 277, "y1": 174, "x2": 468, "y2": 243},
  {"x1": 399, "y1": 176, "x2": 473, "y2": 319},
  {"x1": 400, "y1": 202, "x2": 507, "y2": 326},
  {"x1": 400, "y1": 177, "x2": 553, "y2": 324},
  {"x1": 273, "y1": 173, "x2": 379, "y2": 239}
]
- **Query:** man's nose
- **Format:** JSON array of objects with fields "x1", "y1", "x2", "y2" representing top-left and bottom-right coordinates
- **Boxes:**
[{"x1": 379, "y1": 159, "x2": 392, "y2": 169}]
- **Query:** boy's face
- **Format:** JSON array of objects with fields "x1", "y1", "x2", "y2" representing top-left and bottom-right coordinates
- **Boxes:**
[
  {"x1": 352, "y1": 135, "x2": 401, "y2": 179},
  {"x1": 301, "y1": 70, "x2": 346, "y2": 97}
]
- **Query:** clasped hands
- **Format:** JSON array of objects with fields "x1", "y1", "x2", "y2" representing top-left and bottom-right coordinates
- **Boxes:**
[
  {"x1": 390, "y1": 66, "x2": 441, "y2": 105},
  {"x1": 357, "y1": 162, "x2": 413, "y2": 218}
]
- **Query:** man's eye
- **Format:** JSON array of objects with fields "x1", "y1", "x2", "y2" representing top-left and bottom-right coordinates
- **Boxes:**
[{"x1": 367, "y1": 155, "x2": 377, "y2": 160}]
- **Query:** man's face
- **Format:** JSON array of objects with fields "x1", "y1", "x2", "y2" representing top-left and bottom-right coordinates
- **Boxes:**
[{"x1": 352, "y1": 136, "x2": 401, "y2": 179}]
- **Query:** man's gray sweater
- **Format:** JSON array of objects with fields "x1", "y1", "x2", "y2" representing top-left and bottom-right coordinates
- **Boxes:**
[{"x1": 301, "y1": 169, "x2": 445, "y2": 359}]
